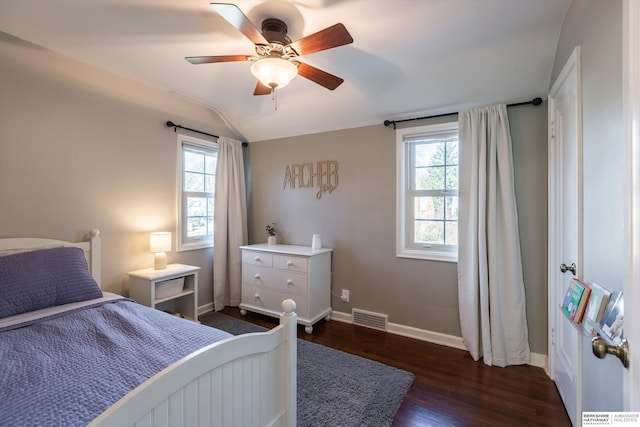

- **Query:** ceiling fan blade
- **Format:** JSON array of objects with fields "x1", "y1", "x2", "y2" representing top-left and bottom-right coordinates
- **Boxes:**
[
  {"x1": 210, "y1": 3, "x2": 268, "y2": 45},
  {"x1": 186, "y1": 55, "x2": 250, "y2": 64},
  {"x1": 254, "y1": 81, "x2": 272, "y2": 96},
  {"x1": 298, "y1": 62, "x2": 344, "y2": 90},
  {"x1": 288, "y1": 23, "x2": 353, "y2": 56}
]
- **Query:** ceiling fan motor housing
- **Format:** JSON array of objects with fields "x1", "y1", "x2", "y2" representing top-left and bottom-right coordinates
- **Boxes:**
[{"x1": 261, "y1": 18, "x2": 291, "y2": 46}]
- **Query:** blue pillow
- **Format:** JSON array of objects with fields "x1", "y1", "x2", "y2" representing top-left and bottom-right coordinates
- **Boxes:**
[{"x1": 0, "y1": 246, "x2": 102, "y2": 318}]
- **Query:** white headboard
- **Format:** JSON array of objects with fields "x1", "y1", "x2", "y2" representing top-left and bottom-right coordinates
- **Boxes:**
[{"x1": 0, "y1": 229, "x2": 101, "y2": 287}]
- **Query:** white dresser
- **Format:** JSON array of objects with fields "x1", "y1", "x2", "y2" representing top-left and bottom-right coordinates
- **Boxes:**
[{"x1": 239, "y1": 244, "x2": 332, "y2": 334}]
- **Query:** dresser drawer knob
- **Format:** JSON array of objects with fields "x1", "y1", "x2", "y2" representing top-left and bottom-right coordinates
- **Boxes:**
[
  {"x1": 254, "y1": 256, "x2": 260, "y2": 262},
  {"x1": 286, "y1": 279, "x2": 293, "y2": 286},
  {"x1": 254, "y1": 273, "x2": 260, "y2": 279},
  {"x1": 254, "y1": 293, "x2": 260, "y2": 300},
  {"x1": 287, "y1": 260, "x2": 293, "y2": 266}
]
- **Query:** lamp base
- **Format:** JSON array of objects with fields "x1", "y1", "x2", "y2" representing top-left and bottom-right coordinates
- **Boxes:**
[{"x1": 154, "y1": 252, "x2": 167, "y2": 270}]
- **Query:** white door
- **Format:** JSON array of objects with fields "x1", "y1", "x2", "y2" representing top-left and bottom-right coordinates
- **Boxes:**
[
  {"x1": 548, "y1": 46, "x2": 582, "y2": 426},
  {"x1": 623, "y1": 0, "x2": 639, "y2": 410}
]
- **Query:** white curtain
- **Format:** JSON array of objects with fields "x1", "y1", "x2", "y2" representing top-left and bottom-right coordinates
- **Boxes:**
[
  {"x1": 213, "y1": 136, "x2": 248, "y2": 311},
  {"x1": 457, "y1": 104, "x2": 531, "y2": 367}
]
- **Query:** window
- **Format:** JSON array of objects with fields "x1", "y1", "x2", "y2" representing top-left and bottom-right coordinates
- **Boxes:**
[
  {"x1": 396, "y1": 122, "x2": 459, "y2": 262},
  {"x1": 177, "y1": 134, "x2": 217, "y2": 251}
]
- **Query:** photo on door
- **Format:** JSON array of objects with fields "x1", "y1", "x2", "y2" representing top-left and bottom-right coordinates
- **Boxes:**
[{"x1": 599, "y1": 291, "x2": 624, "y2": 345}]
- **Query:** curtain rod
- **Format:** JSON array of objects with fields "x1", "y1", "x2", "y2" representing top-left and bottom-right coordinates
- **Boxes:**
[
  {"x1": 165, "y1": 121, "x2": 248, "y2": 147},
  {"x1": 383, "y1": 97, "x2": 543, "y2": 129}
]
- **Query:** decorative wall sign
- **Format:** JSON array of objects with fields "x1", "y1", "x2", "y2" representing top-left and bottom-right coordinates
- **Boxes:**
[{"x1": 282, "y1": 160, "x2": 339, "y2": 199}]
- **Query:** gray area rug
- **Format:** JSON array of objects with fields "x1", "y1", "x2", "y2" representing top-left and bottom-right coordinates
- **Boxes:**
[{"x1": 199, "y1": 312, "x2": 414, "y2": 427}]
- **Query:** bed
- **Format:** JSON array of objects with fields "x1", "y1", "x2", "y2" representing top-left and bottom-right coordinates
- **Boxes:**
[{"x1": 0, "y1": 230, "x2": 297, "y2": 427}]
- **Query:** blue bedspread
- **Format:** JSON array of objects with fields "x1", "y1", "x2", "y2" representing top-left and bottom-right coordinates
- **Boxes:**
[{"x1": 0, "y1": 299, "x2": 231, "y2": 426}]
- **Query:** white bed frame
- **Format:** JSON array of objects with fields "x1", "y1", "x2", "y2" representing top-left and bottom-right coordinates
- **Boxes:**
[{"x1": 0, "y1": 230, "x2": 297, "y2": 427}]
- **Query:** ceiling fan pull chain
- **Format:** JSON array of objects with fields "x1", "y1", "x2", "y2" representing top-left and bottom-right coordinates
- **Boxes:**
[{"x1": 273, "y1": 88, "x2": 278, "y2": 111}]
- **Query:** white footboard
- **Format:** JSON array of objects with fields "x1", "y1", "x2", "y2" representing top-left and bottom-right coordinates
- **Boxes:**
[{"x1": 90, "y1": 301, "x2": 297, "y2": 427}]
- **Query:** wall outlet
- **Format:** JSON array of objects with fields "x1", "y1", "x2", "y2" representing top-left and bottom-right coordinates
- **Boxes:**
[{"x1": 340, "y1": 289, "x2": 350, "y2": 302}]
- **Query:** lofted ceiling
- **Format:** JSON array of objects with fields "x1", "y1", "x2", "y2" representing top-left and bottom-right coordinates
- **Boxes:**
[{"x1": 0, "y1": 0, "x2": 571, "y2": 142}]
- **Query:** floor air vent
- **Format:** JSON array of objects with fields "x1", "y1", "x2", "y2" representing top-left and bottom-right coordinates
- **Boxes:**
[{"x1": 352, "y1": 309, "x2": 388, "y2": 331}]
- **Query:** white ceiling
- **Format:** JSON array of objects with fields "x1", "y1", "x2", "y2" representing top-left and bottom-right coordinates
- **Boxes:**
[{"x1": 0, "y1": 0, "x2": 570, "y2": 142}]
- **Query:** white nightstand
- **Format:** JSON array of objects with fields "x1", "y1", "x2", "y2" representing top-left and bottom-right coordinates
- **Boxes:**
[{"x1": 128, "y1": 264, "x2": 200, "y2": 322}]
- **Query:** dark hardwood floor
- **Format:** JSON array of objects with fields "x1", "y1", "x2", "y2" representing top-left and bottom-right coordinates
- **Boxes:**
[{"x1": 220, "y1": 307, "x2": 572, "y2": 427}]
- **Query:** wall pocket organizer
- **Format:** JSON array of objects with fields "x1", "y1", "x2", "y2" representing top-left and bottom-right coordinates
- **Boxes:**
[{"x1": 560, "y1": 279, "x2": 628, "y2": 368}]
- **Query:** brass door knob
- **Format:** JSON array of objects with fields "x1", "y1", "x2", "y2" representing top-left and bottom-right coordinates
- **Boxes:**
[{"x1": 592, "y1": 337, "x2": 629, "y2": 368}]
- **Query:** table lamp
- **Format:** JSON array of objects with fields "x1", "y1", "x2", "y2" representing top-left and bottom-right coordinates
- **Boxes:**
[{"x1": 150, "y1": 231, "x2": 171, "y2": 269}]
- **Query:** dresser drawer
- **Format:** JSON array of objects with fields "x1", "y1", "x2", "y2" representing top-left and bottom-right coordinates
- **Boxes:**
[
  {"x1": 242, "y1": 284, "x2": 309, "y2": 319},
  {"x1": 273, "y1": 254, "x2": 308, "y2": 273},
  {"x1": 242, "y1": 250, "x2": 273, "y2": 267},
  {"x1": 242, "y1": 266, "x2": 308, "y2": 296}
]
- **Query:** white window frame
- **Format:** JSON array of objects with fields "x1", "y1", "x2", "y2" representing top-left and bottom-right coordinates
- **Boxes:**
[
  {"x1": 396, "y1": 121, "x2": 459, "y2": 262},
  {"x1": 176, "y1": 134, "x2": 217, "y2": 252}
]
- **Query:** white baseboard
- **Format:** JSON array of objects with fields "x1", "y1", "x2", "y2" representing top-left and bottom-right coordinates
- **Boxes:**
[
  {"x1": 199, "y1": 302, "x2": 214, "y2": 315},
  {"x1": 331, "y1": 310, "x2": 547, "y2": 369},
  {"x1": 331, "y1": 310, "x2": 465, "y2": 349},
  {"x1": 388, "y1": 320, "x2": 467, "y2": 350},
  {"x1": 200, "y1": 306, "x2": 547, "y2": 369},
  {"x1": 529, "y1": 352, "x2": 548, "y2": 370},
  {"x1": 328, "y1": 310, "x2": 352, "y2": 323}
]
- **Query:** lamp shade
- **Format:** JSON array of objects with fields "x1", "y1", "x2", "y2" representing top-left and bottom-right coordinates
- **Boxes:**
[
  {"x1": 150, "y1": 232, "x2": 171, "y2": 253},
  {"x1": 250, "y1": 58, "x2": 298, "y2": 89}
]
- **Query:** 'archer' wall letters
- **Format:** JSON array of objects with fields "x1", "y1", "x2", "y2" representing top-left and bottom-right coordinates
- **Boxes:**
[{"x1": 282, "y1": 160, "x2": 339, "y2": 199}]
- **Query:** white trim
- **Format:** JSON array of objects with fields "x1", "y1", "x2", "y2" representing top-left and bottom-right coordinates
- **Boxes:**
[
  {"x1": 200, "y1": 308, "x2": 547, "y2": 369},
  {"x1": 388, "y1": 320, "x2": 466, "y2": 350},
  {"x1": 547, "y1": 46, "x2": 583, "y2": 425},
  {"x1": 199, "y1": 301, "x2": 214, "y2": 316},
  {"x1": 326, "y1": 309, "x2": 351, "y2": 323},
  {"x1": 176, "y1": 133, "x2": 217, "y2": 252},
  {"x1": 623, "y1": 0, "x2": 640, "y2": 411},
  {"x1": 331, "y1": 310, "x2": 546, "y2": 368},
  {"x1": 396, "y1": 249, "x2": 457, "y2": 263},
  {"x1": 530, "y1": 353, "x2": 548, "y2": 371},
  {"x1": 547, "y1": 46, "x2": 583, "y2": 371},
  {"x1": 395, "y1": 121, "x2": 459, "y2": 262}
]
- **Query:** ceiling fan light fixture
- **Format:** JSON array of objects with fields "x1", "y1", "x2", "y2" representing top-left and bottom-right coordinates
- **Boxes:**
[{"x1": 251, "y1": 58, "x2": 298, "y2": 89}]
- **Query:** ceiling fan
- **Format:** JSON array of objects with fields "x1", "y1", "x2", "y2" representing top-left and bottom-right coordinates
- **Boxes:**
[{"x1": 186, "y1": 3, "x2": 353, "y2": 95}]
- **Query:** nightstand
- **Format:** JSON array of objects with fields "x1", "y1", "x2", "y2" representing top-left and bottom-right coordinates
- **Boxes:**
[{"x1": 128, "y1": 264, "x2": 200, "y2": 322}]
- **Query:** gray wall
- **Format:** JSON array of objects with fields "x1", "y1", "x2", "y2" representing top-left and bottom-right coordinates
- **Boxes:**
[
  {"x1": 1, "y1": 29, "x2": 549, "y2": 355},
  {"x1": 550, "y1": 0, "x2": 624, "y2": 411},
  {"x1": 247, "y1": 103, "x2": 549, "y2": 354},
  {"x1": 0, "y1": 32, "x2": 239, "y2": 305}
]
